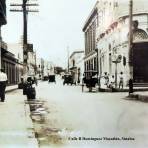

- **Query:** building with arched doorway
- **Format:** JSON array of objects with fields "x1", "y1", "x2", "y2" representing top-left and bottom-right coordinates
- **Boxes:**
[{"x1": 83, "y1": 0, "x2": 148, "y2": 87}]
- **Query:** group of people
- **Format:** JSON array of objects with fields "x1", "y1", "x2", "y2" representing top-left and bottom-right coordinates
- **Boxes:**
[{"x1": 102, "y1": 72, "x2": 124, "y2": 89}]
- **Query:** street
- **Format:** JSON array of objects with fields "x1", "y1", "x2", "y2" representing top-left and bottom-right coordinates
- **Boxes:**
[
  {"x1": 1, "y1": 0, "x2": 148, "y2": 147},
  {"x1": 27, "y1": 76, "x2": 148, "y2": 148}
]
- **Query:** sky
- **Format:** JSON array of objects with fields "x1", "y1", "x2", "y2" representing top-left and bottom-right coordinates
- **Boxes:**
[{"x1": 2, "y1": 0, "x2": 97, "y2": 67}]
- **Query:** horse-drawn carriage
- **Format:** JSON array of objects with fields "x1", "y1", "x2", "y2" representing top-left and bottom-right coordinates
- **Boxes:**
[
  {"x1": 82, "y1": 71, "x2": 99, "y2": 92},
  {"x1": 63, "y1": 74, "x2": 76, "y2": 85},
  {"x1": 48, "y1": 75, "x2": 56, "y2": 83}
]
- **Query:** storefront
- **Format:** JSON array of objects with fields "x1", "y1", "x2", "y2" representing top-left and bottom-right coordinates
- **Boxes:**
[
  {"x1": 1, "y1": 46, "x2": 21, "y2": 85},
  {"x1": 133, "y1": 41, "x2": 148, "y2": 83}
]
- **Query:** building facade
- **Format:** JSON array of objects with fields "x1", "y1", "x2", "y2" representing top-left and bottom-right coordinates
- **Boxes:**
[
  {"x1": 8, "y1": 43, "x2": 24, "y2": 83},
  {"x1": 69, "y1": 50, "x2": 84, "y2": 84},
  {"x1": 83, "y1": 0, "x2": 148, "y2": 87},
  {"x1": 36, "y1": 58, "x2": 54, "y2": 80},
  {"x1": 2, "y1": 42, "x2": 22, "y2": 85},
  {"x1": 83, "y1": 2, "x2": 99, "y2": 78}
]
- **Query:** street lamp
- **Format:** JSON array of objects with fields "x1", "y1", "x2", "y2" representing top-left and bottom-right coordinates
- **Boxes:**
[
  {"x1": 95, "y1": 48, "x2": 100, "y2": 89},
  {"x1": 95, "y1": 48, "x2": 99, "y2": 77},
  {"x1": 112, "y1": 54, "x2": 122, "y2": 88}
]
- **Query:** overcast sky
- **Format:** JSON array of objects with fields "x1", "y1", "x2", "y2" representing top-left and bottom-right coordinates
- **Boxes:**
[{"x1": 2, "y1": 0, "x2": 96, "y2": 67}]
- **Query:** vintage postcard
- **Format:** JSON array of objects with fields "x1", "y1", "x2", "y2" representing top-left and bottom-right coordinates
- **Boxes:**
[{"x1": 0, "y1": 0, "x2": 148, "y2": 147}]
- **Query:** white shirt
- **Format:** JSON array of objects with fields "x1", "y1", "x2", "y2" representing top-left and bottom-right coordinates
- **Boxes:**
[
  {"x1": 110, "y1": 77, "x2": 115, "y2": 83},
  {"x1": 0, "y1": 72, "x2": 7, "y2": 82}
]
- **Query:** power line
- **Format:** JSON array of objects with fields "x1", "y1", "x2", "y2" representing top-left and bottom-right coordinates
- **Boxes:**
[{"x1": 10, "y1": 0, "x2": 39, "y2": 75}]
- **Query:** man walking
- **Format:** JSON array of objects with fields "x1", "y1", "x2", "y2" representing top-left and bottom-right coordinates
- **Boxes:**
[{"x1": 0, "y1": 68, "x2": 7, "y2": 102}]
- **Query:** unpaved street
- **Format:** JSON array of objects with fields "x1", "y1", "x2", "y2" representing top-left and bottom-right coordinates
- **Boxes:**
[{"x1": 31, "y1": 76, "x2": 148, "y2": 148}]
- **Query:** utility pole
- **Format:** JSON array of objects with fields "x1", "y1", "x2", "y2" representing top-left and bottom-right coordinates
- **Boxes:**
[
  {"x1": 129, "y1": 0, "x2": 133, "y2": 79},
  {"x1": 10, "y1": 0, "x2": 39, "y2": 76},
  {"x1": 34, "y1": 50, "x2": 37, "y2": 75},
  {"x1": 95, "y1": 48, "x2": 99, "y2": 78},
  {"x1": 23, "y1": 0, "x2": 28, "y2": 76},
  {"x1": 67, "y1": 46, "x2": 70, "y2": 73},
  {"x1": 0, "y1": 27, "x2": 1, "y2": 70},
  {"x1": 95, "y1": 48, "x2": 100, "y2": 90}
]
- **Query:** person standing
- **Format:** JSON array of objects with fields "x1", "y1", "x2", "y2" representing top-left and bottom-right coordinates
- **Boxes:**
[
  {"x1": 119, "y1": 72, "x2": 124, "y2": 89},
  {"x1": 110, "y1": 75, "x2": 115, "y2": 88},
  {"x1": 129, "y1": 78, "x2": 133, "y2": 95},
  {"x1": 104, "y1": 72, "x2": 109, "y2": 87},
  {"x1": 0, "y1": 68, "x2": 8, "y2": 102}
]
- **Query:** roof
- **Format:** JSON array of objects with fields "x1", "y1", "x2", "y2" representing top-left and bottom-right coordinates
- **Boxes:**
[
  {"x1": 82, "y1": 1, "x2": 98, "y2": 32},
  {"x1": 70, "y1": 50, "x2": 84, "y2": 59}
]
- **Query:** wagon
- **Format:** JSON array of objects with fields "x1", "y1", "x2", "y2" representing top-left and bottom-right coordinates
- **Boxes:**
[
  {"x1": 63, "y1": 74, "x2": 76, "y2": 85},
  {"x1": 48, "y1": 75, "x2": 56, "y2": 83},
  {"x1": 82, "y1": 77, "x2": 98, "y2": 92}
]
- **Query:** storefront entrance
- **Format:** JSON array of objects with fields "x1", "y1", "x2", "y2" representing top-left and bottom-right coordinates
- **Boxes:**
[{"x1": 133, "y1": 42, "x2": 148, "y2": 83}]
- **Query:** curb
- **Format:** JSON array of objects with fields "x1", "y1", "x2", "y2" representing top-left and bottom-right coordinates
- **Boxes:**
[
  {"x1": 24, "y1": 101, "x2": 39, "y2": 148},
  {"x1": 6, "y1": 85, "x2": 19, "y2": 93},
  {"x1": 6, "y1": 88, "x2": 18, "y2": 93},
  {"x1": 99, "y1": 88, "x2": 148, "y2": 93},
  {"x1": 128, "y1": 94, "x2": 148, "y2": 102}
]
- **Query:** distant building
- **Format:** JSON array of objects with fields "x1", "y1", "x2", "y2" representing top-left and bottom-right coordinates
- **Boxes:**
[
  {"x1": 36, "y1": 58, "x2": 54, "y2": 80},
  {"x1": 27, "y1": 51, "x2": 36, "y2": 76},
  {"x1": 69, "y1": 50, "x2": 84, "y2": 84}
]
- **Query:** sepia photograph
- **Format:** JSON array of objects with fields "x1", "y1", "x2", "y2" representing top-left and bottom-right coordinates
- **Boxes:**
[{"x1": 0, "y1": 0, "x2": 148, "y2": 147}]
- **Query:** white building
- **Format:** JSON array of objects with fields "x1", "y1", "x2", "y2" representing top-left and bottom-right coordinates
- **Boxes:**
[
  {"x1": 7, "y1": 43, "x2": 23, "y2": 63},
  {"x1": 7, "y1": 43, "x2": 24, "y2": 83},
  {"x1": 83, "y1": 0, "x2": 148, "y2": 87},
  {"x1": 38, "y1": 59, "x2": 55, "y2": 80},
  {"x1": 69, "y1": 50, "x2": 84, "y2": 84}
]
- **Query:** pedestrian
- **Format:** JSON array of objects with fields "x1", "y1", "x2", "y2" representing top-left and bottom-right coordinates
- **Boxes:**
[
  {"x1": 34, "y1": 76, "x2": 38, "y2": 86},
  {"x1": 82, "y1": 74, "x2": 86, "y2": 92},
  {"x1": 109, "y1": 75, "x2": 115, "y2": 88},
  {"x1": 26, "y1": 76, "x2": 36, "y2": 100},
  {"x1": 119, "y1": 72, "x2": 124, "y2": 89},
  {"x1": 0, "y1": 68, "x2": 8, "y2": 102},
  {"x1": 104, "y1": 72, "x2": 109, "y2": 87},
  {"x1": 129, "y1": 78, "x2": 133, "y2": 95}
]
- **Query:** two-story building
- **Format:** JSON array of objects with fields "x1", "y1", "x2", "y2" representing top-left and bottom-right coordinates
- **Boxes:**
[
  {"x1": 83, "y1": 0, "x2": 148, "y2": 87},
  {"x1": 2, "y1": 42, "x2": 21, "y2": 85},
  {"x1": 69, "y1": 50, "x2": 84, "y2": 84},
  {"x1": 83, "y1": 2, "x2": 99, "y2": 78}
]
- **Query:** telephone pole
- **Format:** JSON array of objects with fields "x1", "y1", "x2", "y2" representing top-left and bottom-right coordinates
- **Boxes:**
[
  {"x1": 129, "y1": 0, "x2": 133, "y2": 79},
  {"x1": 10, "y1": 0, "x2": 39, "y2": 76},
  {"x1": 67, "y1": 46, "x2": 70, "y2": 73}
]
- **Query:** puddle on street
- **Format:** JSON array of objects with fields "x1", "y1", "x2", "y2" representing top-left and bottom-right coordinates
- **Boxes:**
[{"x1": 26, "y1": 99, "x2": 69, "y2": 147}]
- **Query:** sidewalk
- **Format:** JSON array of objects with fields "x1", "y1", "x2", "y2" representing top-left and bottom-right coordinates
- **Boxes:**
[
  {"x1": 0, "y1": 89, "x2": 38, "y2": 148},
  {"x1": 128, "y1": 91, "x2": 148, "y2": 102},
  {"x1": 6, "y1": 85, "x2": 18, "y2": 93},
  {"x1": 99, "y1": 86, "x2": 148, "y2": 92}
]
